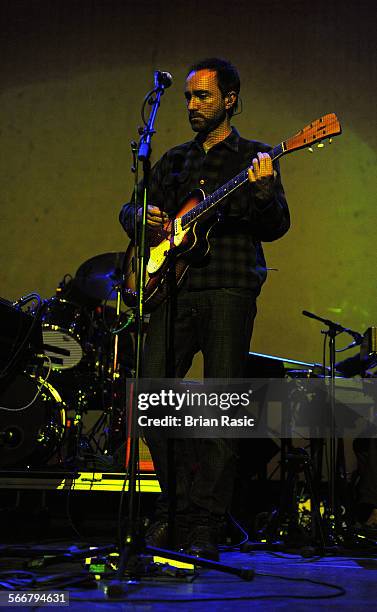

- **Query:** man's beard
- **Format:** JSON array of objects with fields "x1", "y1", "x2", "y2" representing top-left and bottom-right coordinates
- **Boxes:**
[{"x1": 189, "y1": 107, "x2": 227, "y2": 134}]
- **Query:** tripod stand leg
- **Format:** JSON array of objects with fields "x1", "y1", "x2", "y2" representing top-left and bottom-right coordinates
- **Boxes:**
[{"x1": 303, "y1": 460, "x2": 326, "y2": 553}]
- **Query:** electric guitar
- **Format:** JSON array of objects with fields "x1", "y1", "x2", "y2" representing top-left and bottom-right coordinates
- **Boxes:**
[{"x1": 122, "y1": 113, "x2": 341, "y2": 312}]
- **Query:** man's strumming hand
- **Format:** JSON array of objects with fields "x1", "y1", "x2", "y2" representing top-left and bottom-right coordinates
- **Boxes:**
[{"x1": 138, "y1": 205, "x2": 169, "y2": 228}]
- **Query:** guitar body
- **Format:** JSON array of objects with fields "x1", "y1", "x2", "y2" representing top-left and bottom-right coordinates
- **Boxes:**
[
  {"x1": 122, "y1": 189, "x2": 216, "y2": 312},
  {"x1": 121, "y1": 113, "x2": 341, "y2": 312}
]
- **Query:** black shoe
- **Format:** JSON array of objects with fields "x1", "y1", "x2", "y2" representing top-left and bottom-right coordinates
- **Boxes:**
[
  {"x1": 354, "y1": 520, "x2": 377, "y2": 537},
  {"x1": 144, "y1": 521, "x2": 169, "y2": 548},
  {"x1": 186, "y1": 524, "x2": 219, "y2": 561}
]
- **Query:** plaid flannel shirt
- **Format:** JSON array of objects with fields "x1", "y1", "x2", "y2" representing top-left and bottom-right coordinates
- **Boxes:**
[{"x1": 119, "y1": 127, "x2": 290, "y2": 293}]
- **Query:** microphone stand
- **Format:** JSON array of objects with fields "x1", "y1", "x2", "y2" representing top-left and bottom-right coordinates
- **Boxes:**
[
  {"x1": 113, "y1": 75, "x2": 169, "y2": 583},
  {"x1": 302, "y1": 310, "x2": 362, "y2": 546}
]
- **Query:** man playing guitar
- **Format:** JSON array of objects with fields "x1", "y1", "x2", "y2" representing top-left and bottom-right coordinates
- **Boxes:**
[{"x1": 119, "y1": 58, "x2": 290, "y2": 560}]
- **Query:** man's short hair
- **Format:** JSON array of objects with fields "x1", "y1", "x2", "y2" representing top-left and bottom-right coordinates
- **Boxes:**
[{"x1": 187, "y1": 58, "x2": 240, "y2": 116}]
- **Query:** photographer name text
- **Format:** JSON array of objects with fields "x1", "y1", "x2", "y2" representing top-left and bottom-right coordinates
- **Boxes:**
[{"x1": 138, "y1": 415, "x2": 255, "y2": 428}]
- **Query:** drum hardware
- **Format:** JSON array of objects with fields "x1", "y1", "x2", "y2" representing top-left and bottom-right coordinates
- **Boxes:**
[
  {"x1": 243, "y1": 366, "x2": 327, "y2": 551},
  {"x1": 301, "y1": 311, "x2": 373, "y2": 547},
  {"x1": 0, "y1": 373, "x2": 66, "y2": 468},
  {"x1": 57, "y1": 273, "x2": 102, "y2": 308},
  {"x1": 36, "y1": 292, "x2": 103, "y2": 465},
  {"x1": 73, "y1": 253, "x2": 137, "y2": 461},
  {"x1": 105, "y1": 281, "x2": 129, "y2": 461},
  {"x1": 40, "y1": 254, "x2": 136, "y2": 469},
  {"x1": 245, "y1": 447, "x2": 326, "y2": 552},
  {"x1": 246, "y1": 322, "x2": 377, "y2": 553},
  {"x1": 61, "y1": 403, "x2": 96, "y2": 467}
]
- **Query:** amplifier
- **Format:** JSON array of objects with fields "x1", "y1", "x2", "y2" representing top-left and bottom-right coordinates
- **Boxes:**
[{"x1": 0, "y1": 298, "x2": 43, "y2": 383}]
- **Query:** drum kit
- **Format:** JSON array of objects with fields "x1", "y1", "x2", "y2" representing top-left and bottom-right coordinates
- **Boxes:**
[{"x1": 0, "y1": 252, "x2": 137, "y2": 470}]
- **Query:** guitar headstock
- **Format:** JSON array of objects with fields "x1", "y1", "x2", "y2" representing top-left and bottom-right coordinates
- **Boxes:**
[{"x1": 284, "y1": 113, "x2": 342, "y2": 153}]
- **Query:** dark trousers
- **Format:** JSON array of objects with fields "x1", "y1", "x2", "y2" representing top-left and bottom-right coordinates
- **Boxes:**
[{"x1": 143, "y1": 286, "x2": 257, "y2": 520}]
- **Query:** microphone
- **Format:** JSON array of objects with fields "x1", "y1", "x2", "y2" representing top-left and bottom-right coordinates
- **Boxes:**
[{"x1": 154, "y1": 70, "x2": 173, "y2": 89}]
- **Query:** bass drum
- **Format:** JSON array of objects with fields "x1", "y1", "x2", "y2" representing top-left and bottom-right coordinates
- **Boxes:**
[
  {"x1": 0, "y1": 374, "x2": 65, "y2": 468},
  {"x1": 41, "y1": 297, "x2": 90, "y2": 370}
]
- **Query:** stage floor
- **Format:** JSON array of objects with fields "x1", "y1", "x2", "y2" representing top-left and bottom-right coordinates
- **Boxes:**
[{"x1": 0, "y1": 541, "x2": 376, "y2": 610}]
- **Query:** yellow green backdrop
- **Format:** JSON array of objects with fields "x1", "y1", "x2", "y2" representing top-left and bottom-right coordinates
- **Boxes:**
[{"x1": 1, "y1": 0, "x2": 376, "y2": 373}]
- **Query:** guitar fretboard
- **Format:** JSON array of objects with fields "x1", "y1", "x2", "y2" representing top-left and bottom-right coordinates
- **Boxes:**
[{"x1": 181, "y1": 142, "x2": 285, "y2": 228}]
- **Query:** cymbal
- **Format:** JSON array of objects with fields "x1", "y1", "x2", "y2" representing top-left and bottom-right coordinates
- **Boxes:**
[{"x1": 75, "y1": 252, "x2": 126, "y2": 301}]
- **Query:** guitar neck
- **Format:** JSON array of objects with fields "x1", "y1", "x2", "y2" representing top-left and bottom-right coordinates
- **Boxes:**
[
  {"x1": 181, "y1": 142, "x2": 285, "y2": 229},
  {"x1": 180, "y1": 113, "x2": 341, "y2": 229}
]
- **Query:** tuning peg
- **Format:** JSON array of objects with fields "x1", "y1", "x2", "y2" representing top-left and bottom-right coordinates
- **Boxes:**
[
  {"x1": 308, "y1": 147, "x2": 314, "y2": 152},
  {"x1": 329, "y1": 138, "x2": 333, "y2": 144},
  {"x1": 317, "y1": 142, "x2": 325, "y2": 148}
]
